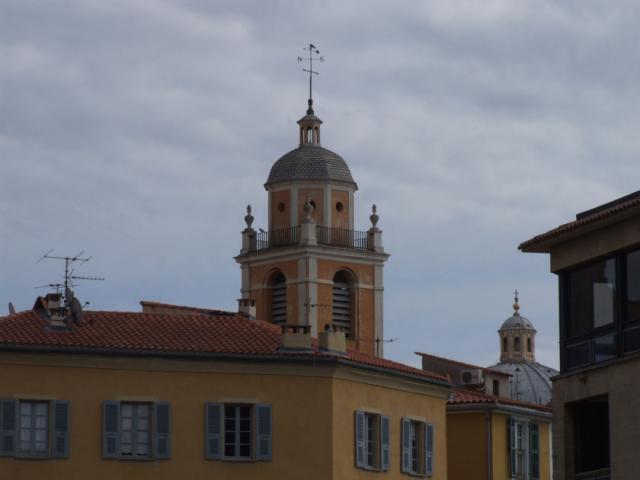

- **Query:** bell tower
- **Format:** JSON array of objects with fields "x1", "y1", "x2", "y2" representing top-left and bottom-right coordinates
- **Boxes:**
[{"x1": 235, "y1": 98, "x2": 390, "y2": 356}]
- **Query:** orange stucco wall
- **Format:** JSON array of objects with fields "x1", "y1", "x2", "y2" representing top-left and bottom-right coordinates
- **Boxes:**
[
  {"x1": 270, "y1": 189, "x2": 291, "y2": 230},
  {"x1": 332, "y1": 377, "x2": 448, "y2": 480},
  {"x1": 331, "y1": 190, "x2": 350, "y2": 229},
  {"x1": 0, "y1": 353, "x2": 448, "y2": 480}
]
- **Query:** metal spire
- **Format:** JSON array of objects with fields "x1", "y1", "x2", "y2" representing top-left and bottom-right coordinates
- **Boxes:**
[
  {"x1": 513, "y1": 289, "x2": 520, "y2": 313},
  {"x1": 297, "y1": 43, "x2": 324, "y2": 113}
]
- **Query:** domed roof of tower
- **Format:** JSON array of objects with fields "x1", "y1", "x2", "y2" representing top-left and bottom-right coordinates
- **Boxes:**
[
  {"x1": 490, "y1": 292, "x2": 558, "y2": 405},
  {"x1": 499, "y1": 297, "x2": 536, "y2": 332},
  {"x1": 265, "y1": 100, "x2": 357, "y2": 189},
  {"x1": 266, "y1": 145, "x2": 356, "y2": 187}
]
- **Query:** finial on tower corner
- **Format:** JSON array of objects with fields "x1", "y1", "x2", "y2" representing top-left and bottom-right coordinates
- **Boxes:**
[
  {"x1": 369, "y1": 204, "x2": 379, "y2": 229},
  {"x1": 244, "y1": 205, "x2": 254, "y2": 229},
  {"x1": 513, "y1": 289, "x2": 520, "y2": 313},
  {"x1": 303, "y1": 197, "x2": 315, "y2": 223}
]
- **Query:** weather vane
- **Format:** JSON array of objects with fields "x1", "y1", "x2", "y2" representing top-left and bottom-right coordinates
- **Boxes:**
[{"x1": 297, "y1": 43, "x2": 324, "y2": 104}]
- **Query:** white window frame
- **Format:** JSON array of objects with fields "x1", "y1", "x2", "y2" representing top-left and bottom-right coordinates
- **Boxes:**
[
  {"x1": 510, "y1": 418, "x2": 540, "y2": 480},
  {"x1": 119, "y1": 402, "x2": 152, "y2": 459},
  {"x1": 18, "y1": 401, "x2": 49, "y2": 457}
]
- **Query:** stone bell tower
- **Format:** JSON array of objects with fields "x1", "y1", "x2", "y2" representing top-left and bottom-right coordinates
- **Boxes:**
[{"x1": 235, "y1": 98, "x2": 390, "y2": 356}]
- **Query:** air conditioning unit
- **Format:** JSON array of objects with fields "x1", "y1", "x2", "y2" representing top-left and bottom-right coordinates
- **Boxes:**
[{"x1": 460, "y1": 369, "x2": 484, "y2": 386}]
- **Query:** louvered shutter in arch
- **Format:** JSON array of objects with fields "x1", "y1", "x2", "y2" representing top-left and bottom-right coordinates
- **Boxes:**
[
  {"x1": 256, "y1": 404, "x2": 272, "y2": 461},
  {"x1": 102, "y1": 401, "x2": 120, "y2": 458},
  {"x1": 205, "y1": 403, "x2": 222, "y2": 459},
  {"x1": 332, "y1": 271, "x2": 352, "y2": 336},
  {"x1": 154, "y1": 402, "x2": 171, "y2": 459},
  {"x1": 0, "y1": 399, "x2": 17, "y2": 457},
  {"x1": 270, "y1": 273, "x2": 287, "y2": 325},
  {"x1": 381, "y1": 416, "x2": 390, "y2": 471},
  {"x1": 401, "y1": 418, "x2": 411, "y2": 473},
  {"x1": 354, "y1": 411, "x2": 365, "y2": 467},
  {"x1": 52, "y1": 400, "x2": 70, "y2": 458},
  {"x1": 425, "y1": 423, "x2": 434, "y2": 475}
]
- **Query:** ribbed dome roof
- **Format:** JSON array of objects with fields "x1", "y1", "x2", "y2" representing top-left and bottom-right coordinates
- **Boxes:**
[
  {"x1": 265, "y1": 145, "x2": 357, "y2": 188},
  {"x1": 500, "y1": 312, "x2": 536, "y2": 331},
  {"x1": 489, "y1": 361, "x2": 558, "y2": 405}
]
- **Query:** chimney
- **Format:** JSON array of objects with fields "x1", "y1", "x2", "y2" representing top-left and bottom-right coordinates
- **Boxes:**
[
  {"x1": 237, "y1": 298, "x2": 256, "y2": 319},
  {"x1": 43, "y1": 293, "x2": 67, "y2": 329},
  {"x1": 318, "y1": 324, "x2": 347, "y2": 355},
  {"x1": 279, "y1": 324, "x2": 312, "y2": 351}
]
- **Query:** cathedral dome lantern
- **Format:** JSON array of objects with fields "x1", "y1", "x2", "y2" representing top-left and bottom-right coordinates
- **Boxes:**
[{"x1": 489, "y1": 292, "x2": 558, "y2": 405}]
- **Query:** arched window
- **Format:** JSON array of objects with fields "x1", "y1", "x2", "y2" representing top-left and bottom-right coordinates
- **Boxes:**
[
  {"x1": 306, "y1": 128, "x2": 313, "y2": 143},
  {"x1": 502, "y1": 337, "x2": 508, "y2": 354},
  {"x1": 514, "y1": 336, "x2": 521, "y2": 352},
  {"x1": 527, "y1": 337, "x2": 532, "y2": 353},
  {"x1": 332, "y1": 271, "x2": 353, "y2": 337},
  {"x1": 270, "y1": 272, "x2": 287, "y2": 325}
]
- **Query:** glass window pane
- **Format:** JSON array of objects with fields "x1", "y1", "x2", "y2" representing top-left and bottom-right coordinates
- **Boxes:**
[
  {"x1": 35, "y1": 429, "x2": 47, "y2": 442},
  {"x1": 624, "y1": 326, "x2": 640, "y2": 353},
  {"x1": 568, "y1": 259, "x2": 616, "y2": 337},
  {"x1": 239, "y1": 444, "x2": 251, "y2": 457},
  {"x1": 137, "y1": 404, "x2": 149, "y2": 417},
  {"x1": 594, "y1": 334, "x2": 617, "y2": 363},
  {"x1": 121, "y1": 404, "x2": 133, "y2": 417},
  {"x1": 20, "y1": 403, "x2": 31, "y2": 415},
  {"x1": 137, "y1": 418, "x2": 148, "y2": 430},
  {"x1": 121, "y1": 418, "x2": 132, "y2": 430},
  {"x1": 35, "y1": 416, "x2": 47, "y2": 429},
  {"x1": 35, "y1": 403, "x2": 48, "y2": 415},
  {"x1": 21, "y1": 416, "x2": 31, "y2": 429},
  {"x1": 626, "y1": 250, "x2": 640, "y2": 323},
  {"x1": 567, "y1": 342, "x2": 591, "y2": 368}
]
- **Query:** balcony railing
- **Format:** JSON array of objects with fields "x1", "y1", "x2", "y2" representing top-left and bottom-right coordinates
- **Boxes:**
[
  {"x1": 256, "y1": 226, "x2": 300, "y2": 251},
  {"x1": 316, "y1": 226, "x2": 369, "y2": 250},
  {"x1": 248, "y1": 225, "x2": 372, "y2": 252}
]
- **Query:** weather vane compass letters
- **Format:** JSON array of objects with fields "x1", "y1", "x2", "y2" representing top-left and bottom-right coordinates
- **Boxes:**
[{"x1": 297, "y1": 43, "x2": 324, "y2": 112}]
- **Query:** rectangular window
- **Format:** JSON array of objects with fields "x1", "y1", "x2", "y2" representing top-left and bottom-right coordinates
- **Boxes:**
[
  {"x1": 401, "y1": 417, "x2": 434, "y2": 476},
  {"x1": 205, "y1": 403, "x2": 272, "y2": 461},
  {"x1": 102, "y1": 400, "x2": 170, "y2": 460},
  {"x1": 625, "y1": 249, "x2": 640, "y2": 323},
  {"x1": 509, "y1": 419, "x2": 541, "y2": 480},
  {"x1": 567, "y1": 258, "x2": 616, "y2": 338},
  {"x1": 120, "y1": 402, "x2": 150, "y2": 458},
  {"x1": 355, "y1": 411, "x2": 389, "y2": 471},
  {"x1": 224, "y1": 405, "x2": 252, "y2": 458},
  {"x1": 492, "y1": 379, "x2": 500, "y2": 396},
  {"x1": 0, "y1": 399, "x2": 69, "y2": 459},
  {"x1": 573, "y1": 396, "x2": 610, "y2": 475}
]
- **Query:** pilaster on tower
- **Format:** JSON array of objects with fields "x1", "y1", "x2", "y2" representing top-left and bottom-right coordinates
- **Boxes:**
[{"x1": 235, "y1": 100, "x2": 390, "y2": 357}]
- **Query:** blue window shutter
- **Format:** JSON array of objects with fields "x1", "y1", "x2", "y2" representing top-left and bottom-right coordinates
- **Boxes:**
[
  {"x1": 509, "y1": 417, "x2": 516, "y2": 476},
  {"x1": 255, "y1": 404, "x2": 272, "y2": 461},
  {"x1": 52, "y1": 400, "x2": 70, "y2": 458},
  {"x1": 154, "y1": 402, "x2": 171, "y2": 459},
  {"x1": 354, "y1": 411, "x2": 365, "y2": 468},
  {"x1": 401, "y1": 418, "x2": 411, "y2": 473},
  {"x1": 205, "y1": 403, "x2": 222, "y2": 459},
  {"x1": 425, "y1": 423, "x2": 434, "y2": 476},
  {"x1": 0, "y1": 399, "x2": 17, "y2": 457},
  {"x1": 529, "y1": 423, "x2": 540, "y2": 480},
  {"x1": 102, "y1": 401, "x2": 120, "y2": 458},
  {"x1": 380, "y1": 415, "x2": 390, "y2": 471}
]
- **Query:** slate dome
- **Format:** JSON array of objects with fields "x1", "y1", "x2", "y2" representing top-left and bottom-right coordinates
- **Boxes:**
[{"x1": 265, "y1": 144, "x2": 356, "y2": 188}]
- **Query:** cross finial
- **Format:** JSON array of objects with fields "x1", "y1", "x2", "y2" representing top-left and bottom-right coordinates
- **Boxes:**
[
  {"x1": 297, "y1": 43, "x2": 324, "y2": 112},
  {"x1": 513, "y1": 289, "x2": 520, "y2": 313}
]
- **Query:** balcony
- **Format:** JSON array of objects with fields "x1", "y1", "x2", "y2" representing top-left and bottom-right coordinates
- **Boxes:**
[{"x1": 248, "y1": 225, "x2": 374, "y2": 252}]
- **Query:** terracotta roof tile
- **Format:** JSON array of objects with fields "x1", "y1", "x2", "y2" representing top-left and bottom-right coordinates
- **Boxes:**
[
  {"x1": 449, "y1": 388, "x2": 552, "y2": 413},
  {"x1": 0, "y1": 310, "x2": 447, "y2": 385},
  {"x1": 416, "y1": 351, "x2": 512, "y2": 377},
  {"x1": 520, "y1": 190, "x2": 640, "y2": 251}
]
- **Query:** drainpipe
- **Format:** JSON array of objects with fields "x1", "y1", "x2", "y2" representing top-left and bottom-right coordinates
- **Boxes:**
[{"x1": 485, "y1": 411, "x2": 493, "y2": 480}]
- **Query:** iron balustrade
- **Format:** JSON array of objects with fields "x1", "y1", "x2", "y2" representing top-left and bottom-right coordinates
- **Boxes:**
[
  {"x1": 251, "y1": 225, "x2": 370, "y2": 251},
  {"x1": 316, "y1": 226, "x2": 369, "y2": 250},
  {"x1": 255, "y1": 226, "x2": 300, "y2": 251}
]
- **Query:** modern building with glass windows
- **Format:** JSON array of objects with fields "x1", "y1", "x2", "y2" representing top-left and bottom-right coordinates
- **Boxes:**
[{"x1": 521, "y1": 190, "x2": 640, "y2": 480}]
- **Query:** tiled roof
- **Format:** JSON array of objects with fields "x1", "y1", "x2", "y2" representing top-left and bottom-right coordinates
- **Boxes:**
[
  {"x1": 519, "y1": 190, "x2": 640, "y2": 251},
  {"x1": 416, "y1": 351, "x2": 512, "y2": 377},
  {"x1": 0, "y1": 309, "x2": 447, "y2": 385},
  {"x1": 139, "y1": 300, "x2": 235, "y2": 316},
  {"x1": 449, "y1": 388, "x2": 552, "y2": 413},
  {"x1": 266, "y1": 145, "x2": 357, "y2": 187}
]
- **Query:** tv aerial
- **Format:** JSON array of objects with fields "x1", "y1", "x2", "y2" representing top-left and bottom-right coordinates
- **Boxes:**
[{"x1": 35, "y1": 249, "x2": 104, "y2": 305}]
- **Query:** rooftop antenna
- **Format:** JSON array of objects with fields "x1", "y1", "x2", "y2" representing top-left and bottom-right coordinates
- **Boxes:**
[
  {"x1": 375, "y1": 337, "x2": 398, "y2": 357},
  {"x1": 297, "y1": 43, "x2": 324, "y2": 112},
  {"x1": 36, "y1": 249, "x2": 104, "y2": 306}
]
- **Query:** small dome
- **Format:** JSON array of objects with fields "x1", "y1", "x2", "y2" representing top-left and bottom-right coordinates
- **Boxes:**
[
  {"x1": 489, "y1": 361, "x2": 558, "y2": 405},
  {"x1": 265, "y1": 145, "x2": 357, "y2": 188},
  {"x1": 500, "y1": 312, "x2": 536, "y2": 332}
]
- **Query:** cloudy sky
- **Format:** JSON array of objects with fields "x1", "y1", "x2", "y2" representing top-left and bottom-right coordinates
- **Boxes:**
[{"x1": 3, "y1": 0, "x2": 640, "y2": 369}]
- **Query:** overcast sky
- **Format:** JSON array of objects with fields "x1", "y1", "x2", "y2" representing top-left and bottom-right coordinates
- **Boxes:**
[{"x1": 3, "y1": 1, "x2": 640, "y2": 369}]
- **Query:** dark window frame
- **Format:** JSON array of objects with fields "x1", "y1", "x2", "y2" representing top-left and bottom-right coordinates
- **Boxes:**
[{"x1": 560, "y1": 243, "x2": 640, "y2": 372}]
